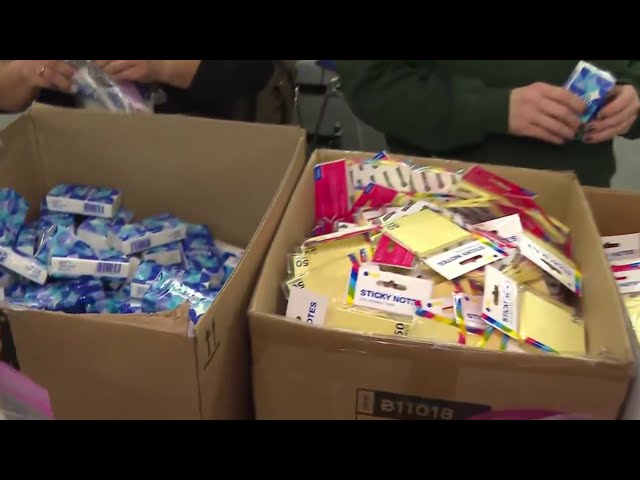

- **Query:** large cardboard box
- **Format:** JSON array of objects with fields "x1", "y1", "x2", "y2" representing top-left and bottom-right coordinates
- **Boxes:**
[
  {"x1": 249, "y1": 150, "x2": 636, "y2": 420},
  {"x1": 0, "y1": 106, "x2": 306, "y2": 419},
  {"x1": 584, "y1": 186, "x2": 640, "y2": 420}
]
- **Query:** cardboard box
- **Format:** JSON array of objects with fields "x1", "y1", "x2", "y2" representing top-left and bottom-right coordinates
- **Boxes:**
[
  {"x1": 249, "y1": 150, "x2": 635, "y2": 420},
  {"x1": 0, "y1": 106, "x2": 306, "y2": 419},
  {"x1": 584, "y1": 186, "x2": 640, "y2": 420}
]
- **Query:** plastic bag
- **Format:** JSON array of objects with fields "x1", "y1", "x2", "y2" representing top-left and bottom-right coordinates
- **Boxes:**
[
  {"x1": 65, "y1": 60, "x2": 163, "y2": 113},
  {"x1": 0, "y1": 361, "x2": 53, "y2": 420}
]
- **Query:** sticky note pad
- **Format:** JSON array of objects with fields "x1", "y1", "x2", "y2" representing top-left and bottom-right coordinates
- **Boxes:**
[
  {"x1": 408, "y1": 317, "x2": 461, "y2": 344},
  {"x1": 518, "y1": 291, "x2": 585, "y2": 356},
  {"x1": 325, "y1": 307, "x2": 411, "y2": 337},
  {"x1": 383, "y1": 209, "x2": 470, "y2": 257}
]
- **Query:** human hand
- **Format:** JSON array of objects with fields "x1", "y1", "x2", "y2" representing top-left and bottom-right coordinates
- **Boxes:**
[
  {"x1": 93, "y1": 60, "x2": 166, "y2": 84},
  {"x1": 583, "y1": 85, "x2": 640, "y2": 143},
  {"x1": 509, "y1": 82, "x2": 586, "y2": 145},
  {"x1": 8, "y1": 60, "x2": 76, "y2": 93}
]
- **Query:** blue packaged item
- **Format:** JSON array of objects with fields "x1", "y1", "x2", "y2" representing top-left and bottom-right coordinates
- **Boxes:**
[
  {"x1": 142, "y1": 241, "x2": 183, "y2": 266},
  {"x1": 142, "y1": 271, "x2": 219, "y2": 325},
  {"x1": 14, "y1": 278, "x2": 106, "y2": 314},
  {"x1": 223, "y1": 256, "x2": 241, "y2": 283},
  {"x1": 38, "y1": 213, "x2": 76, "y2": 234},
  {"x1": 0, "y1": 268, "x2": 15, "y2": 303},
  {"x1": 128, "y1": 261, "x2": 172, "y2": 299},
  {"x1": 564, "y1": 61, "x2": 617, "y2": 124},
  {"x1": 16, "y1": 223, "x2": 37, "y2": 257},
  {"x1": 46, "y1": 184, "x2": 122, "y2": 219},
  {"x1": 109, "y1": 214, "x2": 187, "y2": 255},
  {"x1": 77, "y1": 209, "x2": 133, "y2": 251},
  {"x1": 0, "y1": 246, "x2": 48, "y2": 285},
  {"x1": 44, "y1": 229, "x2": 133, "y2": 280},
  {"x1": 0, "y1": 189, "x2": 29, "y2": 247},
  {"x1": 88, "y1": 292, "x2": 143, "y2": 315},
  {"x1": 215, "y1": 239, "x2": 245, "y2": 263}
]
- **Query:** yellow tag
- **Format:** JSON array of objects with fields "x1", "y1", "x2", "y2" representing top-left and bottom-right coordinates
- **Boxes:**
[
  {"x1": 325, "y1": 307, "x2": 412, "y2": 337},
  {"x1": 383, "y1": 209, "x2": 470, "y2": 257},
  {"x1": 518, "y1": 290, "x2": 585, "y2": 355}
]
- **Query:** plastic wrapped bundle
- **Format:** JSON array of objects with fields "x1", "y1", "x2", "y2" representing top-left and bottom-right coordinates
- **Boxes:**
[
  {"x1": 88, "y1": 292, "x2": 143, "y2": 315},
  {"x1": 12, "y1": 278, "x2": 106, "y2": 314},
  {"x1": 0, "y1": 189, "x2": 29, "y2": 246},
  {"x1": 142, "y1": 271, "x2": 219, "y2": 324}
]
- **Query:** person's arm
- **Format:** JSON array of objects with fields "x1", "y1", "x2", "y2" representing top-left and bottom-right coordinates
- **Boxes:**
[
  {"x1": 337, "y1": 60, "x2": 511, "y2": 153},
  {"x1": 618, "y1": 61, "x2": 640, "y2": 140},
  {"x1": 0, "y1": 61, "x2": 41, "y2": 112}
]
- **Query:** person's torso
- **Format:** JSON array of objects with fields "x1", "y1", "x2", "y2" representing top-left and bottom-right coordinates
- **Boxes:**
[{"x1": 388, "y1": 60, "x2": 629, "y2": 186}]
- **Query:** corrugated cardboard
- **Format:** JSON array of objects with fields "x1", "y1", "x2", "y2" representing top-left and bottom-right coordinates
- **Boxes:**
[
  {"x1": 249, "y1": 150, "x2": 635, "y2": 420},
  {"x1": 584, "y1": 185, "x2": 640, "y2": 420},
  {"x1": 0, "y1": 106, "x2": 306, "y2": 419}
]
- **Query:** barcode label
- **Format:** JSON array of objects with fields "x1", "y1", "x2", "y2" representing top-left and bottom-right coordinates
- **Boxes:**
[
  {"x1": 96, "y1": 262, "x2": 123, "y2": 275},
  {"x1": 131, "y1": 238, "x2": 152, "y2": 253},
  {"x1": 84, "y1": 203, "x2": 105, "y2": 215}
]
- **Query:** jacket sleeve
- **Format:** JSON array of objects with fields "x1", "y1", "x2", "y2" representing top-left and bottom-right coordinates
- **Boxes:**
[
  {"x1": 336, "y1": 60, "x2": 511, "y2": 153},
  {"x1": 186, "y1": 60, "x2": 275, "y2": 105},
  {"x1": 618, "y1": 61, "x2": 640, "y2": 140}
]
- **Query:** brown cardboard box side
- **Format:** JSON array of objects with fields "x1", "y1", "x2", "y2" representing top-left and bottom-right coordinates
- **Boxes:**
[
  {"x1": 249, "y1": 150, "x2": 634, "y2": 420},
  {"x1": 1, "y1": 107, "x2": 306, "y2": 419}
]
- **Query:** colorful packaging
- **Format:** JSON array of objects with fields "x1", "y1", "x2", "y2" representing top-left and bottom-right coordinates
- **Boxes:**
[
  {"x1": 564, "y1": 60, "x2": 617, "y2": 124},
  {"x1": 109, "y1": 214, "x2": 187, "y2": 255},
  {"x1": 142, "y1": 242, "x2": 183, "y2": 266},
  {"x1": 142, "y1": 272, "x2": 219, "y2": 325},
  {"x1": 77, "y1": 209, "x2": 134, "y2": 251},
  {"x1": 89, "y1": 292, "x2": 143, "y2": 315},
  {"x1": 45, "y1": 229, "x2": 134, "y2": 280},
  {"x1": 314, "y1": 159, "x2": 353, "y2": 234},
  {"x1": 0, "y1": 246, "x2": 48, "y2": 285},
  {"x1": 15, "y1": 223, "x2": 37, "y2": 257},
  {"x1": 46, "y1": 184, "x2": 121, "y2": 219},
  {"x1": 128, "y1": 261, "x2": 169, "y2": 299},
  {"x1": 12, "y1": 278, "x2": 106, "y2": 314},
  {"x1": 0, "y1": 189, "x2": 29, "y2": 247}
]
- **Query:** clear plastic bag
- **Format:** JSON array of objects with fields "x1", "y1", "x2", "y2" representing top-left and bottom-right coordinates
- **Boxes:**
[
  {"x1": 65, "y1": 60, "x2": 164, "y2": 113},
  {"x1": 0, "y1": 361, "x2": 53, "y2": 420}
]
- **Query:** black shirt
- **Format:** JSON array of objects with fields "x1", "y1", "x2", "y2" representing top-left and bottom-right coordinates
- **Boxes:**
[{"x1": 36, "y1": 60, "x2": 275, "y2": 120}]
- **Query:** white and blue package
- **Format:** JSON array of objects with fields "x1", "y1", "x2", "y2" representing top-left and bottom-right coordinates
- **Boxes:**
[
  {"x1": 44, "y1": 229, "x2": 133, "y2": 280},
  {"x1": 142, "y1": 271, "x2": 219, "y2": 325},
  {"x1": 0, "y1": 246, "x2": 48, "y2": 285},
  {"x1": 181, "y1": 223, "x2": 224, "y2": 280},
  {"x1": 16, "y1": 224, "x2": 37, "y2": 257},
  {"x1": 142, "y1": 242, "x2": 183, "y2": 266},
  {"x1": 66, "y1": 60, "x2": 156, "y2": 113},
  {"x1": 0, "y1": 268, "x2": 15, "y2": 303},
  {"x1": 46, "y1": 184, "x2": 122, "y2": 219},
  {"x1": 109, "y1": 214, "x2": 187, "y2": 255},
  {"x1": 77, "y1": 209, "x2": 133, "y2": 251},
  {"x1": 13, "y1": 278, "x2": 106, "y2": 314},
  {"x1": 565, "y1": 61, "x2": 617, "y2": 124},
  {"x1": 0, "y1": 189, "x2": 29, "y2": 246},
  {"x1": 128, "y1": 261, "x2": 172, "y2": 299}
]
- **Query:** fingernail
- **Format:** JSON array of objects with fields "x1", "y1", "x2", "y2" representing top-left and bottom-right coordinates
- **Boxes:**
[{"x1": 586, "y1": 125, "x2": 595, "y2": 132}]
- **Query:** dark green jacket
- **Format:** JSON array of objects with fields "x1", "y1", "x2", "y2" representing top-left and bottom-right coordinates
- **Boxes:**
[{"x1": 337, "y1": 60, "x2": 640, "y2": 187}]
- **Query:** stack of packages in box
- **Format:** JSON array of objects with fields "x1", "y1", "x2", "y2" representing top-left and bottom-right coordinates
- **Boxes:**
[
  {"x1": 600, "y1": 233, "x2": 640, "y2": 344},
  {"x1": 0, "y1": 185, "x2": 244, "y2": 329},
  {"x1": 283, "y1": 152, "x2": 587, "y2": 356}
]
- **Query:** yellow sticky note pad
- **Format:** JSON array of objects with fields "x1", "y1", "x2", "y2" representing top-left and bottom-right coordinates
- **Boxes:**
[
  {"x1": 287, "y1": 256, "x2": 360, "y2": 303},
  {"x1": 305, "y1": 236, "x2": 371, "y2": 272},
  {"x1": 407, "y1": 317, "x2": 461, "y2": 344},
  {"x1": 325, "y1": 307, "x2": 411, "y2": 337},
  {"x1": 383, "y1": 209, "x2": 470, "y2": 257},
  {"x1": 518, "y1": 291, "x2": 585, "y2": 356}
]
